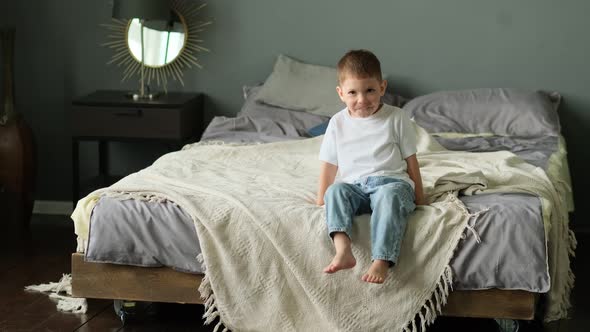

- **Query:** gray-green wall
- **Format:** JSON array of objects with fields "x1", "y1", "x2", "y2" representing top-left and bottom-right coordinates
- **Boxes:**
[
  {"x1": 6, "y1": 0, "x2": 590, "y2": 227},
  {"x1": 0, "y1": 2, "x2": 16, "y2": 26},
  {"x1": 0, "y1": 0, "x2": 16, "y2": 101}
]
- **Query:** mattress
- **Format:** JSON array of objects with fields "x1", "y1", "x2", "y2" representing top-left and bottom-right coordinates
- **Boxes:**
[{"x1": 84, "y1": 134, "x2": 567, "y2": 292}]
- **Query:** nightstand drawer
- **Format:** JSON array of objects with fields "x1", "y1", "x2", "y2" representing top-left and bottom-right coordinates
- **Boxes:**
[
  {"x1": 71, "y1": 90, "x2": 202, "y2": 204},
  {"x1": 72, "y1": 106, "x2": 192, "y2": 140}
]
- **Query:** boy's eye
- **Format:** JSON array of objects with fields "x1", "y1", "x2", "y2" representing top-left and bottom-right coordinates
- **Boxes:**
[
  {"x1": 367, "y1": 88, "x2": 375, "y2": 93},
  {"x1": 348, "y1": 91, "x2": 356, "y2": 95}
]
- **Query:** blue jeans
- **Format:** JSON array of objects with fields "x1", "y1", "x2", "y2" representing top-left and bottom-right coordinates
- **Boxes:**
[{"x1": 325, "y1": 176, "x2": 416, "y2": 264}]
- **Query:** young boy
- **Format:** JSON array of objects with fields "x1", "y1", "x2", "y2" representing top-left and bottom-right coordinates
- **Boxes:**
[{"x1": 317, "y1": 49, "x2": 425, "y2": 284}]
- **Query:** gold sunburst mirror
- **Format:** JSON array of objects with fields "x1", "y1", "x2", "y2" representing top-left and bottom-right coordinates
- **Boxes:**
[{"x1": 102, "y1": 0, "x2": 211, "y2": 96}]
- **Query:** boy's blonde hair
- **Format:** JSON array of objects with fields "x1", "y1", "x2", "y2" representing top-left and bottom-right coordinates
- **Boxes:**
[{"x1": 337, "y1": 49, "x2": 382, "y2": 83}]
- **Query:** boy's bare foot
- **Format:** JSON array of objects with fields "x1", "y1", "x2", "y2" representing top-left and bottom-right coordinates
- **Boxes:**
[
  {"x1": 324, "y1": 232, "x2": 356, "y2": 274},
  {"x1": 361, "y1": 260, "x2": 390, "y2": 284},
  {"x1": 323, "y1": 251, "x2": 356, "y2": 274}
]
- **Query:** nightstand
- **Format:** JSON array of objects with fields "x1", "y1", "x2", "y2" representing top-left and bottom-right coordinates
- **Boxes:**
[{"x1": 71, "y1": 90, "x2": 203, "y2": 206}]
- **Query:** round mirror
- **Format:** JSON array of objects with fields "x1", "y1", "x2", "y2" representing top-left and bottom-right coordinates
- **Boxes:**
[
  {"x1": 102, "y1": 0, "x2": 211, "y2": 90},
  {"x1": 126, "y1": 13, "x2": 187, "y2": 68}
]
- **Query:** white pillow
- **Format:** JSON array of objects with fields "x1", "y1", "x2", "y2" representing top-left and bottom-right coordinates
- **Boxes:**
[{"x1": 255, "y1": 54, "x2": 344, "y2": 117}]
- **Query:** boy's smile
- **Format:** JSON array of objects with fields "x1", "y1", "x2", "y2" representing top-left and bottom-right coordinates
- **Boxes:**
[{"x1": 337, "y1": 76, "x2": 387, "y2": 118}]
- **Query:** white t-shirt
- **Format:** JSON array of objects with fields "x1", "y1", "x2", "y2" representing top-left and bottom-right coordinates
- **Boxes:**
[{"x1": 319, "y1": 104, "x2": 417, "y2": 187}]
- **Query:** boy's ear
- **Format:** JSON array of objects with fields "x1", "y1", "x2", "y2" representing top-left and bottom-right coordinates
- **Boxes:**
[
  {"x1": 380, "y1": 80, "x2": 388, "y2": 96},
  {"x1": 336, "y1": 86, "x2": 345, "y2": 101}
]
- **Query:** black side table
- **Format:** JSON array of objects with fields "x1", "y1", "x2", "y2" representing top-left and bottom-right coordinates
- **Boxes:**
[{"x1": 71, "y1": 90, "x2": 203, "y2": 206}]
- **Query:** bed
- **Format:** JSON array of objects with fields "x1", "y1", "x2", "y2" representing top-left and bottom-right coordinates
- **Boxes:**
[{"x1": 70, "y1": 55, "x2": 575, "y2": 331}]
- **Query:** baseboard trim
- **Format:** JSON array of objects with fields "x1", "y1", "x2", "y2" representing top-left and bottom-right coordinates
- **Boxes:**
[{"x1": 33, "y1": 200, "x2": 73, "y2": 216}]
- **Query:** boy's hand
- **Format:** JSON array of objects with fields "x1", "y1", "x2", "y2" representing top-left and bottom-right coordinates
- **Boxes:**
[
  {"x1": 317, "y1": 162, "x2": 338, "y2": 208},
  {"x1": 415, "y1": 196, "x2": 427, "y2": 206}
]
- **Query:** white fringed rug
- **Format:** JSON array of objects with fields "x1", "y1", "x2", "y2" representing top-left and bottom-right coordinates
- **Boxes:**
[{"x1": 24, "y1": 274, "x2": 88, "y2": 314}]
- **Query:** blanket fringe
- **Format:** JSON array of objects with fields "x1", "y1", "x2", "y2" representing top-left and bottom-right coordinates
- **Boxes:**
[
  {"x1": 198, "y1": 268, "x2": 230, "y2": 331},
  {"x1": 104, "y1": 191, "x2": 170, "y2": 204},
  {"x1": 547, "y1": 220, "x2": 578, "y2": 320},
  {"x1": 541, "y1": 155, "x2": 577, "y2": 321},
  {"x1": 197, "y1": 253, "x2": 208, "y2": 272},
  {"x1": 403, "y1": 265, "x2": 454, "y2": 332},
  {"x1": 568, "y1": 229, "x2": 577, "y2": 257},
  {"x1": 447, "y1": 193, "x2": 489, "y2": 243},
  {"x1": 557, "y1": 229, "x2": 578, "y2": 318},
  {"x1": 182, "y1": 140, "x2": 260, "y2": 150},
  {"x1": 24, "y1": 274, "x2": 88, "y2": 314},
  {"x1": 76, "y1": 237, "x2": 87, "y2": 253},
  {"x1": 403, "y1": 194, "x2": 460, "y2": 331}
]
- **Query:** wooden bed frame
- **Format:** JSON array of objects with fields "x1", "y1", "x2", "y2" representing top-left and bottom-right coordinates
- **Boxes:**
[{"x1": 71, "y1": 253, "x2": 538, "y2": 320}]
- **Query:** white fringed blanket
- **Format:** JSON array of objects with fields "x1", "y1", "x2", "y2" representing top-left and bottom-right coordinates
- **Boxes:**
[{"x1": 72, "y1": 124, "x2": 574, "y2": 331}]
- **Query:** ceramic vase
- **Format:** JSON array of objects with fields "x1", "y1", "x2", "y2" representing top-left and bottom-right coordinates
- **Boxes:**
[{"x1": 0, "y1": 28, "x2": 35, "y2": 230}]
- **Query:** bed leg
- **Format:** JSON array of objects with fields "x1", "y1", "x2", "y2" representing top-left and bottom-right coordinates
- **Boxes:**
[
  {"x1": 113, "y1": 300, "x2": 134, "y2": 325},
  {"x1": 494, "y1": 318, "x2": 519, "y2": 332},
  {"x1": 113, "y1": 300, "x2": 156, "y2": 325}
]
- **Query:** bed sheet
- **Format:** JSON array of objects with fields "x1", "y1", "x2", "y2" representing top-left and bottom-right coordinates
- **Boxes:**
[
  {"x1": 200, "y1": 97, "x2": 329, "y2": 143},
  {"x1": 86, "y1": 191, "x2": 549, "y2": 292}
]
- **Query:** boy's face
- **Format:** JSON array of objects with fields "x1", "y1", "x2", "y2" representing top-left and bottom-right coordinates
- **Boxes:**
[{"x1": 337, "y1": 75, "x2": 387, "y2": 118}]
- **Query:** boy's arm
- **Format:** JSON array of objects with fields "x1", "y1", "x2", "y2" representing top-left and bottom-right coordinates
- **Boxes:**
[
  {"x1": 316, "y1": 161, "x2": 338, "y2": 206},
  {"x1": 405, "y1": 154, "x2": 426, "y2": 206}
]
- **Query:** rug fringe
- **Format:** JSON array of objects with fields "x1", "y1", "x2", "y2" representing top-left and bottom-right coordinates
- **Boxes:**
[{"x1": 24, "y1": 274, "x2": 88, "y2": 314}]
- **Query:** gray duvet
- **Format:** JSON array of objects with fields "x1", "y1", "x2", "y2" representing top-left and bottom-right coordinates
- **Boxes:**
[{"x1": 85, "y1": 114, "x2": 555, "y2": 292}]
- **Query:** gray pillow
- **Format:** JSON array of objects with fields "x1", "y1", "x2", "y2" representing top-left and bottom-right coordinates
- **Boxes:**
[
  {"x1": 239, "y1": 85, "x2": 330, "y2": 134},
  {"x1": 403, "y1": 88, "x2": 561, "y2": 137},
  {"x1": 381, "y1": 91, "x2": 410, "y2": 109},
  {"x1": 242, "y1": 84, "x2": 262, "y2": 101},
  {"x1": 254, "y1": 54, "x2": 344, "y2": 117}
]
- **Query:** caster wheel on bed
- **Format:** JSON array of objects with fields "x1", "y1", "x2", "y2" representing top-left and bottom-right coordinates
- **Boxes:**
[
  {"x1": 494, "y1": 318, "x2": 520, "y2": 332},
  {"x1": 113, "y1": 300, "x2": 138, "y2": 325}
]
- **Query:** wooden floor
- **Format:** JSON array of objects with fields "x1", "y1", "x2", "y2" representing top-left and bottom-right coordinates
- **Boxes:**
[{"x1": 0, "y1": 214, "x2": 588, "y2": 331}]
